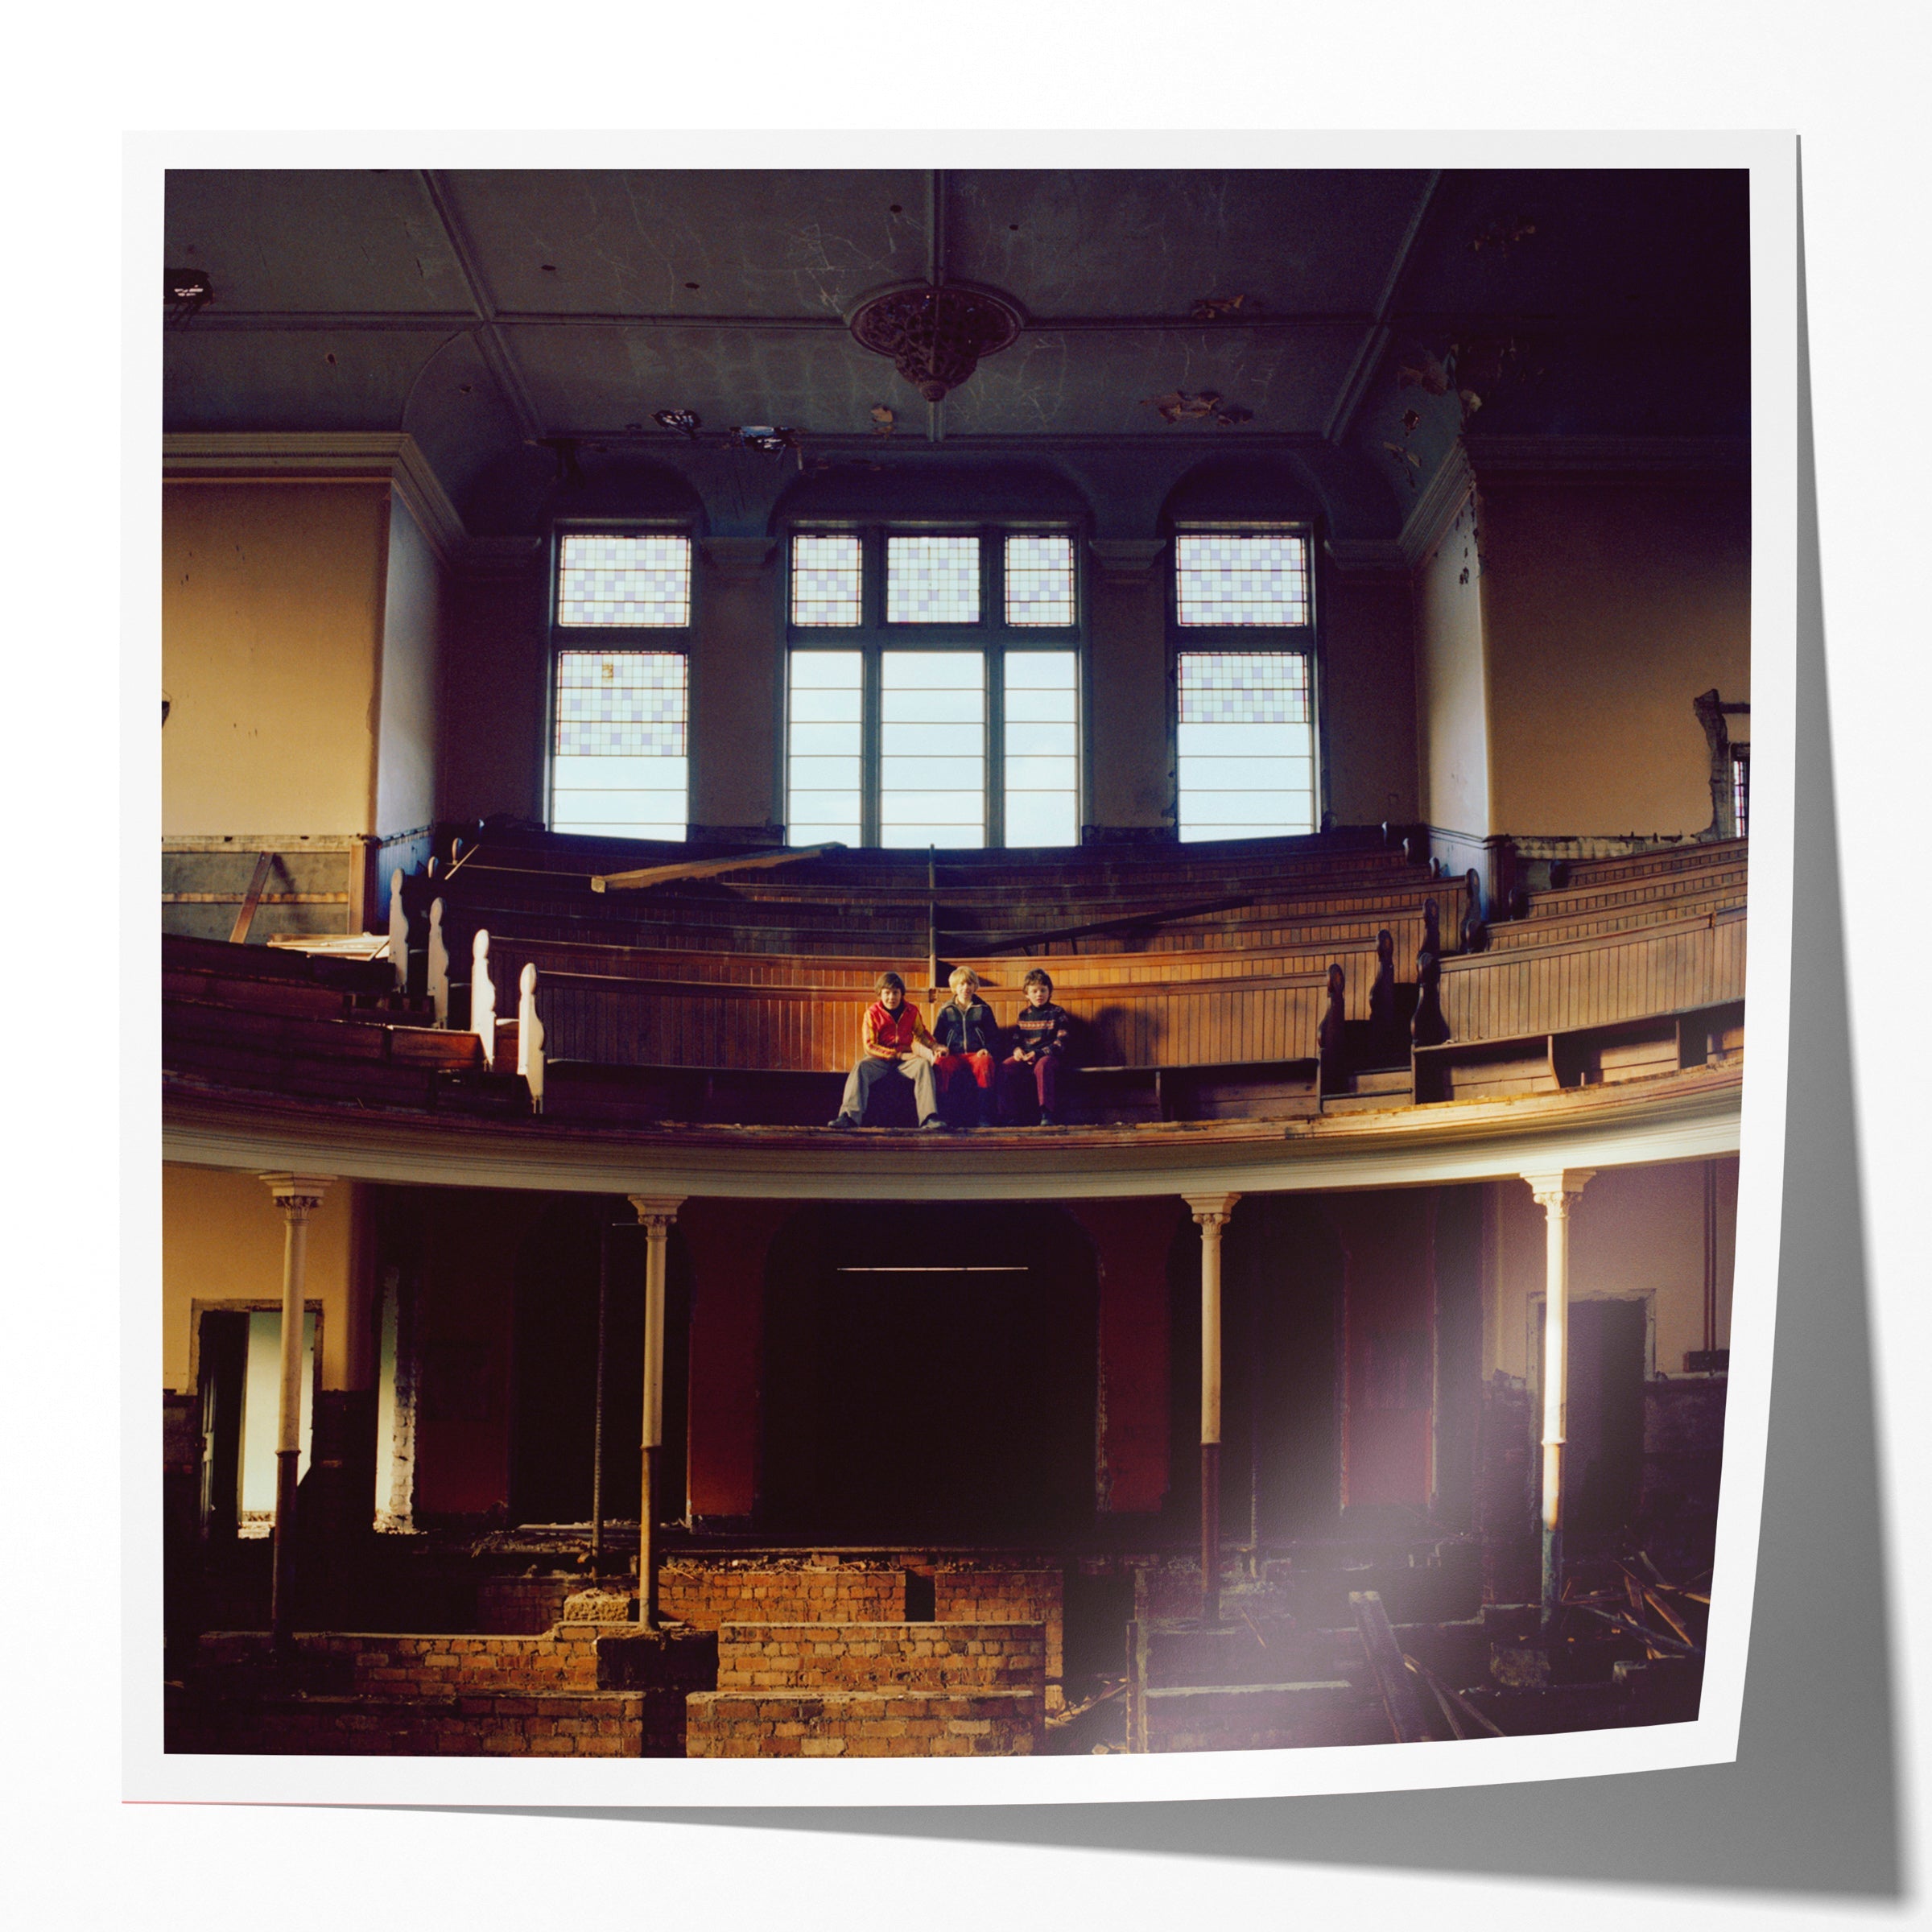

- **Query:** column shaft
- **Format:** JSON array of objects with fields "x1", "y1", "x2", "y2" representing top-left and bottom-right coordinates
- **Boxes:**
[
  {"x1": 1525, "y1": 1170, "x2": 1593, "y2": 1634},
  {"x1": 629, "y1": 1197, "x2": 684, "y2": 1627},
  {"x1": 1185, "y1": 1194, "x2": 1240, "y2": 1624},
  {"x1": 259, "y1": 1174, "x2": 332, "y2": 1653}
]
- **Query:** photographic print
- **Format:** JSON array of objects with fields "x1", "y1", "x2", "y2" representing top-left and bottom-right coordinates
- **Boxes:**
[{"x1": 142, "y1": 134, "x2": 1793, "y2": 1803}]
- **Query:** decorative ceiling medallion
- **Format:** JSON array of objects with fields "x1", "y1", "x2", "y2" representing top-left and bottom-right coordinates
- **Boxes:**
[{"x1": 849, "y1": 283, "x2": 1023, "y2": 402}]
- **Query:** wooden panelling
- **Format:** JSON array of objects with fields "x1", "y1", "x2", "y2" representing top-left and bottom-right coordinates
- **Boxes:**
[
  {"x1": 522, "y1": 967, "x2": 1330, "y2": 1074},
  {"x1": 1440, "y1": 910, "x2": 1745, "y2": 1045}
]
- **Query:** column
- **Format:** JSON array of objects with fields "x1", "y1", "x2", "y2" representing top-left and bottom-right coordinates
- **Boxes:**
[
  {"x1": 258, "y1": 1173, "x2": 334, "y2": 1651},
  {"x1": 627, "y1": 1195, "x2": 685, "y2": 1625},
  {"x1": 1062, "y1": 1199, "x2": 1187, "y2": 1516},
  {"x1": 1086, "y1": 539, "x2": 1174, "y2": 837},
  {"x1": 1184, "y1": 1192, "x2": 1241, "y2": 1623},
  {"x1": 678, "y1": 1199, "x2": 794, "y2": 1529},
  {"x1": 691, "y1": 537, "x2": 782, "y2": 842},
  {"x1": 1523, "y1": 1168, "x2": 1594, "y2": 1633}
]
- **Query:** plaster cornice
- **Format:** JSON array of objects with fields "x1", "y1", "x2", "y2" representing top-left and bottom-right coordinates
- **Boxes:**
[
  {"x1": 1323, "y1": 538, "x2": 1408, "y2": 578},
  {"x1": 163, "y1": 431, "x2": 468, "y2": 568},
  {"x1": 163, "y1": 1067, "x2": 1740, "y2": 1203},
  {"x1": 1397, "y1": 440, "x2": 1476, "y2": 571},
  {"x1": 1462, "y1": 434, "x2": 1751, "y2": 482}
]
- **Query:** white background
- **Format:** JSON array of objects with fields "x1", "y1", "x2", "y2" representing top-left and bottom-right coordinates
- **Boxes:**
[{"x1": 10, "y1": 5, "x2": 1925, "y2": 1924}]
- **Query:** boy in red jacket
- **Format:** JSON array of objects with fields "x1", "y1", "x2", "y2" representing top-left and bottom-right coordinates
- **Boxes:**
[{"x1": 828, "y1": 972, "x2": 943, "y2": 1129}]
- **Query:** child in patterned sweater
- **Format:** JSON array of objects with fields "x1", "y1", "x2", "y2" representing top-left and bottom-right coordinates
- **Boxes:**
[{"x1": 999, "y1": 967, "x2": 1071, "y2": 1125}]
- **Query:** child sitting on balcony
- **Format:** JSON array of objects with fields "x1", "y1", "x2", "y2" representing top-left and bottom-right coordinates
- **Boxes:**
[
  {"x1": 999, "y1": 967, "x2": 1071, "y2": 1125},
  {"x1": 828, "y1": 971, "x2": 943, "y2": 1130},
  {"x1": 932, "y1": 966, "x2": 1001, "y2": 1129}
]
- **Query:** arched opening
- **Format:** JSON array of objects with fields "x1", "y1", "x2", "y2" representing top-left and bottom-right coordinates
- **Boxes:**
[
  {"x1": 1168, "y1": 1194, "x2": 1346, "y2": 1546},
  {"x1": 507, "y1": 1198, "x2": 691, "y2": 1530},
  {"x1": 761, "y1": 1202, "x2": 1099, "y2": 1542}
]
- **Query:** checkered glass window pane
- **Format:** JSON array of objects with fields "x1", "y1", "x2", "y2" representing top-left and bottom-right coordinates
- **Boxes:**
[
  {"x1": 1004, "y1": 535, "x2": 1076, "y2": 626},
  {"x1": 791, "y1": 534, "x2": 863, "y2": 626},
  {"x1": 1174, "y1": 533, "x2": 1310, "y2": 626},
  {"x1": 557, "y1": 534, "x2": 691, "y2": 627},
  {"x1": 886, "y1": 535, "x2": 980, "y2": 624},
  {"x1": 551, "y1": 650, "x2": 687, "y2": 838},
  {"x1": 1175, "y1": 652, "x2": 1315, "y2": 841}
]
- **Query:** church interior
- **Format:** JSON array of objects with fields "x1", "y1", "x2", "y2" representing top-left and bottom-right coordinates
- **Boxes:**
[{"x1": 159, "y1": 165, "x2": 1750, "y2": 1759}]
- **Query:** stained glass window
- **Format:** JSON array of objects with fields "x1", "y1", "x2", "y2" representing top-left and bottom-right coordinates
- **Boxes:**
[
  {"x1": 557, "y1": 533, "x2": 691, "y2": 627},
  {"x1": 1004, "y1": 653, "x2": 1080, "y2": 847},
  {"x1": 1175, "y1": 651, "x2": 1315, "y2": 841},
  {"x1": 791, "y1": 533, "x2": 864, "y2": 626},
  {"x1": 786, "y1": 651, "x2": 864, "y2": 847},
  {"x1": 551, "y1": 650, "x2": 687, "y2": 836},
  {"x1": 1174, "y1": 532, "x2": 1310, "y2": 627},
  {"x1": 1004, "y1": 534, "x2": 1076, "y2": 626},
  {"x1": 886, "y1": 535, "x2": 980, "y2": 624}
]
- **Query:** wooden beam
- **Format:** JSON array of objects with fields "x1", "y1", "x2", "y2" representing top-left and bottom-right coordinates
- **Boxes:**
[
  {"x1": 227, "y1": 852, "x2": 276, "y2": 945},
  {"x1": 1352, "y1": 1591, "x2": 1435, "y2": 1744},
  {"x1": 957, "y1": 894, "x2": 1258, "y2": 953},
  {"x1": 590, "y1": 843, "x2": 846, "y2": 894}
]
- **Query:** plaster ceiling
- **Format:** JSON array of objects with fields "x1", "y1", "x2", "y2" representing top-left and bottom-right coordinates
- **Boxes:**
[{"x1": 163, "y1": 167, "x2": 1751, "y2": 543}]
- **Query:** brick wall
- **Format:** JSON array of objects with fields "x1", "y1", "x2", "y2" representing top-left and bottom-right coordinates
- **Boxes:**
[
  {"x1": 167, "y1": 1687, "x2": 683, "y2": 1757},
  {"x1": 934, "y1": 1569, "x2": 1063, "y2": 1682},
  {"x1": 687, "y1": 1689, "x2": 1041, "y2": 1757},
  {"x1": 715, "y1": 1621, "x2": 1046, "y2": 1695},
  {"x1": 196, "y1": 1621, "x2": 714, "y2": 1699},
  {"x1": 477, "y1": 1574, "x2": 605, "y2": 1634},
  {"x1": 200, "y1": 1625, "x2": 610, "y2": 1695},
  {"x1": 658, "y1": 1562, "x2": 907, "y2": 1629}
]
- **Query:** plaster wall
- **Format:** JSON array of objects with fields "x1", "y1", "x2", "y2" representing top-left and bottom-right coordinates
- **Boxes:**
[
  {"x1": 163, "y1": 482, "x2": 389, "y2": 836},
  {"x1": 1323, "y1": 571, "x2": 1419, "y2": 826},
  {"x1": 1484, "y1": 1156, "x2": 1739, "y2": 1386},
  {"x1": 1332, "y1": 1190, "x2": 1435, "y2": 1511},
  {"x1": 1085, "y1": 563, "x2": 1174, "y2": 832},
  {"x1": 691, "y1": 544, "x2": 783, "y2": 836},
  {"x1": 1413, "y1": 493, "x2": 1490, "y2": 837},
  {"x1": 374, "y1": 493, "x2": 445, "y2": 836},
  {"x1": 440, "y1": 559, "x2": 548, "y2": 827},
  {"x1": 163, "y1": 1164, "x2": 365, "y2": 1395},
  {"x1": 1477, "y1": 481, "x2": 1751, "y2": 837}
]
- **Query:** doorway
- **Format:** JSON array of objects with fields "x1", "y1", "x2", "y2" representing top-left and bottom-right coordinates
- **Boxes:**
[
  {"x1": 762, "y1": 1203, "x2": 1099, "y2": 1542},
  {"x1": 1534, "y1": 1295, "x2": 1648, "y2": 1542}
]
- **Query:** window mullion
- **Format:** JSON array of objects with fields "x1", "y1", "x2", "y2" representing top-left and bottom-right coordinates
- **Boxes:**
[
  {"x1": 985, "y1": 646, "x2": 1005, "y2": 849},
  {"x1": 861, "y1": 644, "x2": 882, "y2": 850}
]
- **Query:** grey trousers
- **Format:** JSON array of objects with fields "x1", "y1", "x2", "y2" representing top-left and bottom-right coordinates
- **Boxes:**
[{"x1": 836, "y1": 1053, "x2": 938, "y2": 1125}]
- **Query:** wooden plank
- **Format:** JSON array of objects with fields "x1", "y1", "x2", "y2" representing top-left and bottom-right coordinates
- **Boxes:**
[
  {"x1": 226, "y1": 852, "x2": 276, "y2": 944},
  {"x1": 1351, "y1": 1591, "x2": 1434, "y2": 1744},
  {"x1": 589, "y1": 841, "x2": 847, "y2": 894}
]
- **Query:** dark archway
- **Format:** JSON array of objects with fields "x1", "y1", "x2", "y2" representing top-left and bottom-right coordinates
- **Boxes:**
[
  {"x1": 1169, "y1": 1193, "x2": 1347, "y2": 1546},
  {"x1": 508, "y1": 1198, "x2": 690, "y2": 1530},
  {"x1": 761, "y1": 1203, "x2": 1099, "y2": 1542}
]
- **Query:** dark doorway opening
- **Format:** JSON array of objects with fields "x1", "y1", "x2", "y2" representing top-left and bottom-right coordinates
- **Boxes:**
[
  {"x1": 1172, "y1": 1195, "x2": 1344, "y2": 1546},
  {"x1": 508, "y1": 1199, "x2": 691, "y2": 1530},
  {"x1": 762, "y1": 1203, "x2": 1098, "y2": 1543},
  {"x1": 196, "y1": 1309, "x2": 249, "y2": 1544},
  {"x1": 1536, "y1": 1295, "x2": 1647, "y2": 1544}
]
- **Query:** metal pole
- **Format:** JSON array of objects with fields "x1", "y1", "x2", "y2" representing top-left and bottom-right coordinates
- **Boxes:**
[
  {"x1": 1526, "y1": 1171, "x2": 1593, "y2": 1636},
  {"x1": 627, "y1": 1196, "x2": 684, "y2": 1627},
  {"x1": 258, "y1": 1174, "x2": 332, "y2": 1654},
  {"x1": 590, "y1": 1216, "x2": 609, "y2": 1567},
  {"x1": 1185, "y1": 1195, "x2": 1239, "y2": 1624}
]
